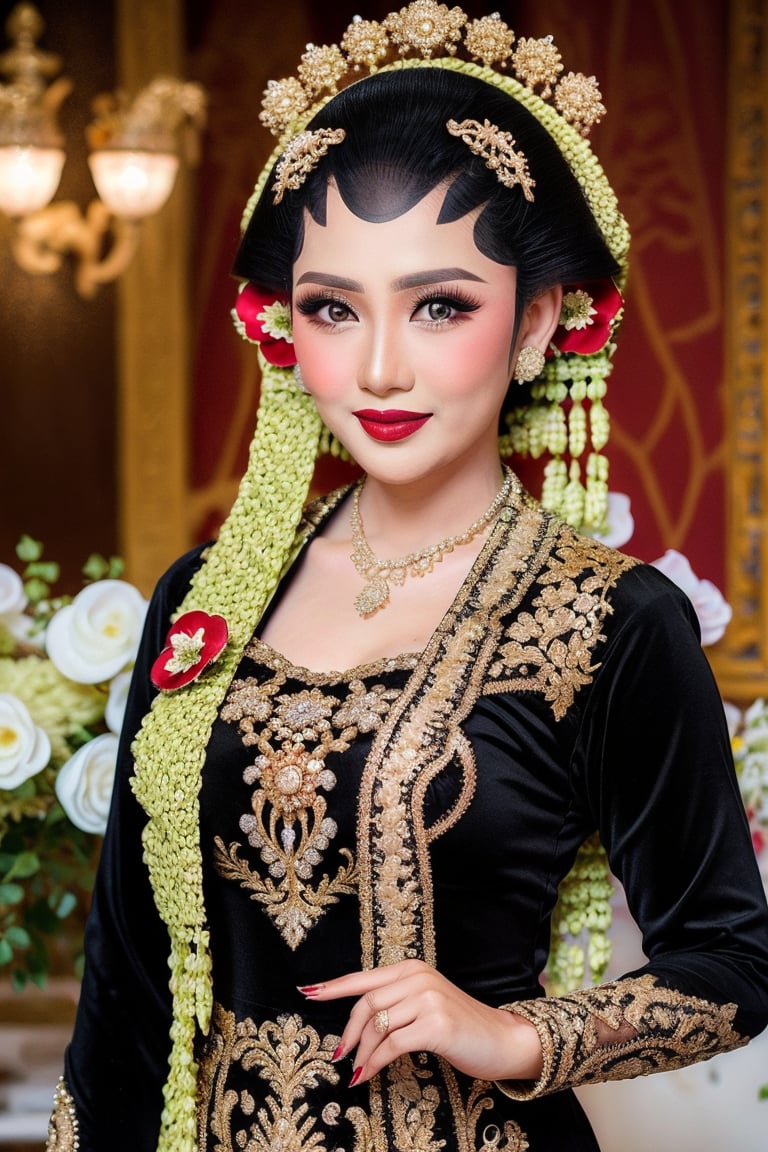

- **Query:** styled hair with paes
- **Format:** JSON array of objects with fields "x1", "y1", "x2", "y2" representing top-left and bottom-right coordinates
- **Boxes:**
[{"x1": 233, "y1": 67, "x2": 620, "y2": 325}]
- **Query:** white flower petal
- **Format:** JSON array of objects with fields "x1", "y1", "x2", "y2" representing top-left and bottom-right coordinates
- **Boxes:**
[
  {"x1": 0, "y1": 564, "x2": 27, "y2": 618},
  {"x1": 723, "y1": 700, "x2": 743, "y2": 740},
  {"x1": 55, "y1": 733, "x2": 118, "y2": 834},
  {"x1": 651, "y1": 550, "x2": 732, "y2": 646},
  {"x1": 0, "y1": 692, "x2": 51, "y2": 789},
  {"x1": 46, "y1": 580, "x2": 148, "y2": 683},
  {"x1": 105, "y1": 670, "x2": 132, "y2": 736},
  {"x1": 587, "y1": 492, "x2": 635, "y2": 549}
]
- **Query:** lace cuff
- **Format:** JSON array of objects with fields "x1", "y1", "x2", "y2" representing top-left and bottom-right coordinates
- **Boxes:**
[
  {"x1": 46, "y1": 1076, "x2": 80, "y2": 1151},
  {"x1": 497, "y1": 973, "x2": 748, "y2": 1099}
]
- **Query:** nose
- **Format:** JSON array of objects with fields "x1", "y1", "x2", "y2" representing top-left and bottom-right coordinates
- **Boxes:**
[{"x1": 357, "y1": 317, "x2": 415, "y2": 396}]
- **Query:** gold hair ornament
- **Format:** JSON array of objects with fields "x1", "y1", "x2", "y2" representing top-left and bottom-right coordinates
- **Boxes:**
[
  {"x1": 258, "y1": 8, "x2": 607, "y2": 143},
  {"x1": 446, "y1": 117, "x2": 535, "y2": 200},
  {"x1": 133, "y1": 8, "x2": 630, "y2": 1147},
  {"x1": 271, "y1": 126, "x2": 346, "y2": 203}
]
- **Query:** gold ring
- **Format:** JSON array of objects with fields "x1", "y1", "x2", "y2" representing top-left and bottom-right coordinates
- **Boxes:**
[{"x1": 374, "y1": 1009, "x2": 389, "y2": 1035}]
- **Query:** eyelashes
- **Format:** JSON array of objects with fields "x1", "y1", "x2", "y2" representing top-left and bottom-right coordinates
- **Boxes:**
[
  {"x1": 410, "y1": 287, "x2": 481, "y2": 316},
  {"x1": 295, "y1": 292, "x2": 354, "y2": 322},
  {"x1": 295, "y1": 285, "x2": 482, "y2": 327}
]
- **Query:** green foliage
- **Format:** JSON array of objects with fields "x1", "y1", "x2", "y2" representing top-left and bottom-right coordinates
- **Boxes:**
[
  {"x1": 0, "y1": 771, "x2": 102, "y2": 987},
  {"x1": 82, "y1": 553, "x2": 124, "y2": 581},
  {"x1": 0, "y1": 538, "x2": 116, "y2": 986}
]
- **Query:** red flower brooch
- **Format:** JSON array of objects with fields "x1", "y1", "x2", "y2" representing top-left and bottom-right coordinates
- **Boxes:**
[
  {"x1": 231, "y1": 282, "x2": 296, "y2": 367},
  {"x1": 551, "y1": 279, "x2": 623, "y2": 356},
  {"x1": 150, "y1": 611, "x2": 229, "y2": 692}
]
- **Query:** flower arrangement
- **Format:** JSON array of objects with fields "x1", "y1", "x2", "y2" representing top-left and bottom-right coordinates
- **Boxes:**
[{"x1": 0, "y1": 537, "x2": 147, "y2": 988}]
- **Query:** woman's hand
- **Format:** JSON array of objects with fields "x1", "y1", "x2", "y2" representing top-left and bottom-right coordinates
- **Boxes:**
[{"x1": 299, "y1": 958, "x2": 543, "y2": 1087}]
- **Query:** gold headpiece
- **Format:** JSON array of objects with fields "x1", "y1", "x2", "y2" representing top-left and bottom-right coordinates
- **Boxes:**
[
  {"x1": 446, "y1": 116, "x2": 535, "y2": 200},
  {"x1": 271, "y1": 126, "x2": 346, "y2": 203},
  {"x1": 259, "y1": 7, "x2": 606, "y2": 142}
]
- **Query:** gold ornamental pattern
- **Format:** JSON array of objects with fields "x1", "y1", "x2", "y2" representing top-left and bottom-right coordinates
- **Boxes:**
[
  {"x1": 196, "y1": 1005, "x2": 530, "y2": 1152},
  {"x1": 214, "y1": 649, "x2": 406, "y2": 948}
]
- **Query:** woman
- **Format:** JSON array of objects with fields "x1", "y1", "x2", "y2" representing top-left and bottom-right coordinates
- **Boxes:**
[{"x1": 49, "y1": 8, "x2": 768, "y2": 1152}]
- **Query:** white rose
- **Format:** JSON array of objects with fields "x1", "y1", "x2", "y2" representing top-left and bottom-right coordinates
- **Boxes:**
[
  {"x1": 105, "y1": 670, "x2": 132, "y2": 736},
  {"x1": 55, "y1": 733, "x2": 118, "y2": 834},
  {"x1": 0, "y1": 692, "x2": 51, "y2": 789},
  {"x1": 0, "y1": 564, "x2": 32, "y2": 643},
  {"x1": 46, "y1": 580, "x2": 148, "y2": 684},
  {"x1": 651, "y1": 549, "x2": 733, "y2": 646},
  {"x1": 0, "y1": 563, "x2": 27, "y2": 618},
  {"x1": 588, "y1": 492, "x2": 635, "y2": 549}
]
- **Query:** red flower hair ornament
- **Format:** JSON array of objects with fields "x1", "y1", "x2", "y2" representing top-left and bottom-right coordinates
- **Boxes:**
[
  {"x1": 551, "y1": 279, "x2": 623, "y2": 357},
  {"x1": 231, "y1": 282, "x2": 296, "y2": 367},
  {"x1": 150, "y1": 611, "x2": 229, "y2": 692}
]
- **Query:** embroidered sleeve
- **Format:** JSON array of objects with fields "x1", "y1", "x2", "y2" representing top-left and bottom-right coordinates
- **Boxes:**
[
  {"x1": 497, "y1": 974, "x2": 748, "y2": 1099},
  {"x1": 46, "y1": 1076, "x2": 80, "y2": 1151}
]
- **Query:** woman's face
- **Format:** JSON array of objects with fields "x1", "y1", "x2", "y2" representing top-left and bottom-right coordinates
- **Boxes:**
[{"x1": 291, "y1": 182, "x2": 553, "y2": 488}]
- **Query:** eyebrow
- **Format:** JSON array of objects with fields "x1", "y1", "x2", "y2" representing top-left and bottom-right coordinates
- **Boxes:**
[
  {"x1": 294, "y1": 267, "x2": 487, "y2": 292},
  {"x1": 391, "y1": 267, "x2": 486, "y2": 290}
]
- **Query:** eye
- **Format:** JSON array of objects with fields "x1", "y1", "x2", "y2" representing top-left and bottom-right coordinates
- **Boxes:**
[
  {"x1": 411, "y1": 290, "x2": 480, "y2": 326},
  {"x1": 424, "y1": 300, "x2": 453, "y2": 322},
  {"x1": 295, "y1": 294, "x2": 357, "y2": 326},
  {"x1": 326, "y1": 300, "x2": 354, "y2": 323}
]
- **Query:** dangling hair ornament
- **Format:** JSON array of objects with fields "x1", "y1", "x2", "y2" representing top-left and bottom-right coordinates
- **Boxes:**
[
  {"x1": 504, "y1": 277, "x2": 623, "y2": 532},
  {"x1": 446, "y1": 117, "x2": 535, "y2": 200}
]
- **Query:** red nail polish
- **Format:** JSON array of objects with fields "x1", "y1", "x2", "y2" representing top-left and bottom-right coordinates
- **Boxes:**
[
  {"x1": 331, "y1": 1044, "x2": 345, "y2": 1062},
  {"x1": 349, "y1": 1066, "x2": 362, "y2": 1087},
  {"x1": 297, "y1": 984, "x2": 322, "y2": 995}
]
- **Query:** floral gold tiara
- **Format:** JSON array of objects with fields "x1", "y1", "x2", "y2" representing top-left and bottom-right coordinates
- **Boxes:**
[{"x1": 259, "y1": 3, "x2": 607, "y2": 142}]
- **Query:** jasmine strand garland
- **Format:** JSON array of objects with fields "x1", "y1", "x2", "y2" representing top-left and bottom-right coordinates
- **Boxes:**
[{"x1": 130, "y1": 365, "x2": 322, "y2": 1152}]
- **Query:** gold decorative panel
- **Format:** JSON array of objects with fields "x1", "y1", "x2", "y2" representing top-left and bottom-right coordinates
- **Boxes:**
[{"x1": 711, "y1": 0, "x2": 768, "y2": 701}]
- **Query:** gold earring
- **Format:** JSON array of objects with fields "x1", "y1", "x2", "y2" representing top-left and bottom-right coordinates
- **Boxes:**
[{"x1": 513, "y1": 346, "x2": 545, "y2": 383}]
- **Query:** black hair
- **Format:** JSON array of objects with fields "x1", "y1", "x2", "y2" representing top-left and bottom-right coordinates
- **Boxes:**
[{"x1": 233, "y1": 67, "x2": 620, "y2": 325}]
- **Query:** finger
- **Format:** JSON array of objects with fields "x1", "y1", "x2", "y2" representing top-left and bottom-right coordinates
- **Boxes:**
[
  {"x1": 352, "y1": 999, "x2": 419, "y2": 1072},
  {"x1": 299, "y1": 959, "x2": 427, "y2": 1002},
  {"x1": 337, "y1": 975, "x2": 418, "y2": 1057},
  {"x1": 351, "y1": 1019, "x2": 429, "y2": 1085}
]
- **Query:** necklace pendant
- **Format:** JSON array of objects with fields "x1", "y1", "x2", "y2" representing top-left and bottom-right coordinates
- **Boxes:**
[{"x1": 354, "y1": 576, "x2": 390, "y2": 617}]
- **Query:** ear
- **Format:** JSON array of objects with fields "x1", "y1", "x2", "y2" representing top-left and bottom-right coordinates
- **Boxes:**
[{"x1": 515, "y1": 285, "x2": 563, "y2": 354}]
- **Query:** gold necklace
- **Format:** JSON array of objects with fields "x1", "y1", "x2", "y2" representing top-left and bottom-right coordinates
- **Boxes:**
[{"x1": 350, "y1": 467, "x2": 515, "y2": 617}]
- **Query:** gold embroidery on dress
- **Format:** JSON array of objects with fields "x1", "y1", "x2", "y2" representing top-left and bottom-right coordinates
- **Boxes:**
[
  {"x1": 197, "y1": 1003, "x2": 380, "y2": 1152},
  {"x1": 487, "y1": 522, "x2": 637, "y2": 720},
  {"x1": 217, "y1": 665, "x2": 401, "y2": 947},
  {"x1": 498, "y1": 973, "x2": 748, "y2": 1099},
  {"x1": 46, "y1": 1077, "x2": 79, "y2": 1152},
  {"x1": 353, "y1": 488, "x2": 639, "y2": 1143}
]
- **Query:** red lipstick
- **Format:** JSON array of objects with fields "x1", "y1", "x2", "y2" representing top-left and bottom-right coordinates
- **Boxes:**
[{"x1": 353, "y1": 409, "x2": 432, "y2": 442}]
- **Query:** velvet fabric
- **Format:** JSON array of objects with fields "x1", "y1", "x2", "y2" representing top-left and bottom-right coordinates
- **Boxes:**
[{"x1": 62, "y1": 498, "x2": 768, "y2": 1151}]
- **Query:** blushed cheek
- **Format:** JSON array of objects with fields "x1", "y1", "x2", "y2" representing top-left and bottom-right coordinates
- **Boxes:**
[
  {"x1": 445, "y1": 333, "x2": 515, "y2": 395},
  {"x1": 293, "y1": 329, "x2": 347, "y2": 400}
]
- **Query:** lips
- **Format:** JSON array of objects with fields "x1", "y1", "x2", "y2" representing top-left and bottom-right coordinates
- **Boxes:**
[{"x1": 353, "y1": 409, "x2": 432, "y2": 442}]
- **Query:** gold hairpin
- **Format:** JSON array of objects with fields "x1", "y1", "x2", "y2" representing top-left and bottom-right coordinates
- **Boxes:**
[
  {"x1": 446, "y1": 117, "x2": 535, "y2": 201},
  {"x1": 271, "y1": 127, "x2": 347, "y2": 203}
]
